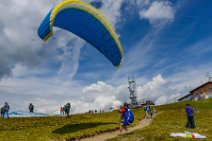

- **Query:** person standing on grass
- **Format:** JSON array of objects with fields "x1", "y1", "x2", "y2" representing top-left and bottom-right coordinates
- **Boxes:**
[
  {"x1": 1, "y1": 106, "x2": 4, "y2": 118},
  {"x1": 64, "y1": 103, "x2": 71, "y2": 117},
  {"x1": 144, "y1": 105, "x2": 149, "y2": 119},
  {"x1": 185, "y1": 104, "x2": 196, "y2": 129},
  {"x1": 3, "y1": 102, "x2": 10, "y2": 119},
  {"x1": 29, "y1": 103, "x2": 34, "y2": 113},
  {"x1": 60, "y1": 107, "x2": 64, "y2": 116},
  {"x1": 148, "y1": 105, "x2": 153, "y2": 118}
]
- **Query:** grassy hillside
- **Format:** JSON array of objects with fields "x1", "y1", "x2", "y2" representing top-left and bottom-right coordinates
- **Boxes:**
[
  {"x1": 1, "y1": 99, "x2": 211, "y2": 141},
  {"x1": 0, "y1": 108, "x2": 144, "y2": 141},
  {"x1": 108, "y1": 99, "x2": 212, "y2": 141}
]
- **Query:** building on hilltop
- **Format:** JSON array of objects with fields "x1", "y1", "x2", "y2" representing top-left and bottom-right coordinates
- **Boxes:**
[
  {"x1": 178, "y1": 94, "x2": 193, "y2": 101},
  {"x1": 179, "y1": 81, "x2": 212, "y2": 101},
  {"x1": 191, "y1": 81, "x2": 212, "y2": 100},
  {"x1": 141, "y1": 100, "x2": 155, "y2": 106}
]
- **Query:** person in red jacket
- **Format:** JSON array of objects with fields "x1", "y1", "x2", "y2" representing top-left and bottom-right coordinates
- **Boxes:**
[
  {"x1": 60, "y1": 107, "x2": 64, "y2": 116},
  {"x1": 119, "y1": 102, "x2": 128, "y2": 133}
]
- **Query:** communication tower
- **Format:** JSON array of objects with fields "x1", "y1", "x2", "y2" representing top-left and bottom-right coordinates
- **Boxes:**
[
  {"x1": 128, "y1": 77, "x2": 138, "y2": 105},
  {"x1": 206, "y1": 73, "x2": 211, "y2": 82}
]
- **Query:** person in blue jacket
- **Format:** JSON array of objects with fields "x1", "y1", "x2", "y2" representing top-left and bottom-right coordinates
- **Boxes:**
[
  {"x1": 185, "y1": 104, "x2": 196, "y2": 129},
  {"x1": 119, "y1": 102, "x2": 134, "y2": 133}
]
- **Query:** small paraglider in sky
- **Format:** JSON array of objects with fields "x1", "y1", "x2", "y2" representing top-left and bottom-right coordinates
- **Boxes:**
[{"x1": 38, "y1": 0, "x2": 123, "y2": 67}]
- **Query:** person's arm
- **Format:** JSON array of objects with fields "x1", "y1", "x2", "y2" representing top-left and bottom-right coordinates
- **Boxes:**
[
  {"x1": 192, "y1": 107, "x2": 199, "y2": 113},
  {"x1": 185, "y1": 107, "x2": 189, "y2": 115}
]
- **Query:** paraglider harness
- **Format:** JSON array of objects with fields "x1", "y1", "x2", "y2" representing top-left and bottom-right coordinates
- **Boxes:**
[
  {"x1": 119, "y1": 106, "x2": 134, "y2": 126},
  {"x1": 64, "y1": 103, "x2": 71, "y2": 117}
]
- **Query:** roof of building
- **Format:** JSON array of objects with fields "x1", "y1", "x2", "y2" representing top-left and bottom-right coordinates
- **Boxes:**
[
  {"x1": 178, "y1": 93, "x2": 193, "y2": 101},
  {"x1": 190, "y1": 81, "x2": 212, "y2": 93}
]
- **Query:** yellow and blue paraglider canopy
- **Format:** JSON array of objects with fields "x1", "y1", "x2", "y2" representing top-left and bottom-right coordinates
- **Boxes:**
[{"x1": 38, "y1": 0, "x2": 123, "y2": 66}]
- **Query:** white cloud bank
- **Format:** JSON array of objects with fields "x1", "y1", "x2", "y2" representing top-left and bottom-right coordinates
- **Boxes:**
[
  {"x1": 0, "y1": 0, "x2": 210, "y2": 115},
  {"x1": 137, "y1": 74, "x2": 181, "y2": 105},
  {"x1": 139, "y1": 1, "x2": 175, "y2": 24},
  {"x1": 99, "y1": 0, "x2": 123, "y2": 28},
  {"x1": 0, "y1": 0, "x2": 126, "y2": 114},
  {"x1": 0, "y1": 0, "x2": 125, "y2": 80},
  {"x1": 1, "y1": 62, "x2": 211, "y2": 114}
]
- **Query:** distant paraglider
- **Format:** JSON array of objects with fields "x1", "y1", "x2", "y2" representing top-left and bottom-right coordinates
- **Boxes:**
[{"x1": 38, "y1": 0, "x2": 123, "y2": 66}]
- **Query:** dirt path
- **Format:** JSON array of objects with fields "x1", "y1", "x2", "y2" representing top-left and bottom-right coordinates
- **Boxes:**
[{"x1": 79, "y1": 113, "x2": 161, "y2": 141}]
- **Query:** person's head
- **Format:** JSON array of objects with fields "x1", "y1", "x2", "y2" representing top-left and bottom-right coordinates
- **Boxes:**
[
  {"x1": 123, "y1": 102, "x2": 128, "y2": 107},
  {"x1": 186, "y1": 103, "x2": 190, "y2": 107},
  {"x1": 5, "y1": 102, "x2": 8, "y2": 105}
]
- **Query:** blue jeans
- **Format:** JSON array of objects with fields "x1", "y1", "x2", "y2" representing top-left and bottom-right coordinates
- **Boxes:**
[
  {"x1": 186, "y1": 116, "x2": 195, "y2": 128},
  {"x1": 4, "y1": 111, "x2": 9, "y2": 118}
]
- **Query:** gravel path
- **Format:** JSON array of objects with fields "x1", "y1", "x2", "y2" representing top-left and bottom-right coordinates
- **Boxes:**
[{"x1": 79, "y1": 112, "x2": 161, "y2": 141}]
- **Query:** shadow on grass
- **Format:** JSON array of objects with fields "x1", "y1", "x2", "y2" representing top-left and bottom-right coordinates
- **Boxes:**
[{"x1": 52, "y1": 122, "x2": 117, "y2": 134}]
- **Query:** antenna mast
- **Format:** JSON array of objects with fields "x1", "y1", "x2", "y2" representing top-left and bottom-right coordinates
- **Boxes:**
[
  {"x1": 128, "y1": 77, "x2": 138, "y2": 105},
  {"x1": 206, "y1": 73, "x2": 211, "y2": 82}
]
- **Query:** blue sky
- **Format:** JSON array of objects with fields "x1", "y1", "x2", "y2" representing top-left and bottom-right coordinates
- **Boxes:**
[
  {"x1": 0, "y1": 0, "x2": 211, "y2": 114},
  {"x1": 77, "y1": 0, "x2": 212, "y2": 82}
]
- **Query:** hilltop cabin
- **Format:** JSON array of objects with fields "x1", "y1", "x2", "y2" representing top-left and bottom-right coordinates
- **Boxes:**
[
  {"x1": 141, "y1": 100, "x2": 155, "y2": 106},
  {"x1": 179, "y1": 81, "x2": 212, "y2": 101}
]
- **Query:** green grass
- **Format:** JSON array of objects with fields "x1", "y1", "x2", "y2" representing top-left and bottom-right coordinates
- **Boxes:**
[
  {"x1": 0, "y1": 108, "x2": 144, "y2": 141},
  {"x1": 107, "y1": 99, "x2": 212, "y2": 141},
  {"x1": 1, "y1": 99, "x2": 211, "y2": 141}
]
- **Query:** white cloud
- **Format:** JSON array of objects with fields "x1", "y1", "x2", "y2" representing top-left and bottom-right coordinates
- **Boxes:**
[
  {"x1": 0, "y1": 0, "x2": 55, "y2": 78},
  {"x1": 137, "y1": 74, "x2": 182, "y2": 105},
  {"x1": 137, "y1": 74, "x2": 166, "y2": 99},
  {"x1": 99, "y1": 0, "x2": 124, "y2": 27},
  {"x1": 1, "y1": 63, "x2": 211, "y2": 114},
  {"x1": 139, "y1": 1, "x2": 175, "y2": 24},
  {"x1": 0, "y1": 0, "x2": 127, "y2": 114},
  {"x1": 84, "y1": 0, "x2": 124, "y2": 27},
  {"x1": 0, "y1": 0, "x2": 126, "y2": 79},
  {"x1": 154, "y1": 95, "x2": 167, "y2": 105},
  {"x1": 0, "y1": 0, "x2": 210, "y2": 115},
  {"x1": 82, "y1": 81, "x2": 114, "y2": 93},
  {"x1": 140, "y1": 74, "x2": 166, "y2": 91},
  {"x1": 0, "y1": 67, "x2": 126, "y2": 114}
]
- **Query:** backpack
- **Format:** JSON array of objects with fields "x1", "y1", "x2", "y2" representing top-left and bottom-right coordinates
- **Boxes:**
[
  {"x1": 123, "y1": 108, "x2": 134, "y2": 125},
  {"x1": 4, "y1": 105, "x2": 9, "y2": 111},
  {"x1": 144, "y1": 107, "x2": 147, "y2": 111}
]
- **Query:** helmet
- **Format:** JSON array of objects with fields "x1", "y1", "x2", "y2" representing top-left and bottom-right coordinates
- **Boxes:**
[{"x1": 124, "y1": 102, "x2": 128, "y2": 106}]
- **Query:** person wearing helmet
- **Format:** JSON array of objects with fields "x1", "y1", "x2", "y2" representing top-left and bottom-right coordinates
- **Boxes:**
[
  {"x1": 119, "y1": 104, "x2": 127, "y2": 133},
  {"x1": 119, "y1": 102, "x2": 132, "y2": 133}
]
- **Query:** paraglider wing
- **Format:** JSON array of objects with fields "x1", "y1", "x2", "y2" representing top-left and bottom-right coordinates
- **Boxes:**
[{"x1": 38, "y1": 0, "x2": 123, "y2": 66}]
